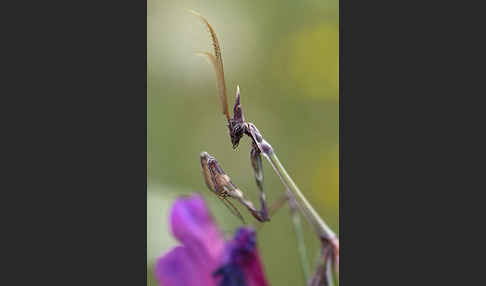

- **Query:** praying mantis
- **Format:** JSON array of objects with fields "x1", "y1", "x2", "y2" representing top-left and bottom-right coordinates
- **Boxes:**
[
  {"x1": 190, "y1": 10, "x2": 339, "y2": 285},
  {"x1": 189, "y1": 9, "x2": 279, "y2": 225}
]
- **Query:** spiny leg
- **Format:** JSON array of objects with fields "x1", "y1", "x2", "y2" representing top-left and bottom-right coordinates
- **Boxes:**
[
  {"x1": 200, "y1": 151, "x2": 217, "y2": 194},
  {"x1": 199, "y1": 151, "x2": 270, "y2": 222},
  {"x1": 250, "y1": 146, "x2": 269, "y2": 221},
  {"x1": 201, "y1": 152, "x2": 246, "y2": 224}
]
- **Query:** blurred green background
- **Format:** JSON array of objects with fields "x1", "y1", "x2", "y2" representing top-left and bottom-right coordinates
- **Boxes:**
[{"x1": 147, "y1": 0, "x2": 338, "y2": 285}]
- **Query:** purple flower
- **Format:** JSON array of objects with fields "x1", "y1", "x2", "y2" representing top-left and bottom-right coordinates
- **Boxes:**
[{"x1": 155, "y1": 194, "x2": 270, "y2": 286}]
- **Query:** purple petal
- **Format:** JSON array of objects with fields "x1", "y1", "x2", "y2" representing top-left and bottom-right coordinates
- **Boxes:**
[
  {"x1": 156, "y1": 246, "x2": 219, "y2": 286},
  {"x1": 155, "y1": 246, "x2": 196, "y2": 286},
  {"x1": 234, "y1": 228, "x2": 269, "y2": 286},
  {"x1": 217, "y1": 227, "x2": 269, "y2": 286},
  {"x1": 241, "y1": 251, "x2": 268, "y2": 286},
  {"x1": 166, "y1": 194, "x2": 225, "y2": 284}
]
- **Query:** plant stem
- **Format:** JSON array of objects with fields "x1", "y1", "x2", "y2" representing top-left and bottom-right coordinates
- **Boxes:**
[{"x1": 288, "y1": 194, "x2": 311, "y2": 283}]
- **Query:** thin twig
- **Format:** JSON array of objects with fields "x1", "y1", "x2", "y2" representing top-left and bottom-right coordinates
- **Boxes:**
[{"x1": 288, "y1": 192, "x2": 311, "y2": 283}]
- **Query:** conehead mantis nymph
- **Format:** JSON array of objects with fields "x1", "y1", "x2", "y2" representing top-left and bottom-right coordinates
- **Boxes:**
[
  {"x1": 190, "y1": 11, "x2": 339, "y2": 284},
  {"x1": 200, "y1": 152, "x2": 270, "y2": 224}
]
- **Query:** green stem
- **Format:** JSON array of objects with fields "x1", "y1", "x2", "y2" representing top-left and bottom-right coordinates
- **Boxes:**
[{"x1": 289, "y1": 198, "x2": 311, "y2": 282}]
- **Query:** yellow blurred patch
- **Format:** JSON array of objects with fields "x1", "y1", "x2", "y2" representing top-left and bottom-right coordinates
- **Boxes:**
[
  {"x1": 286, "y1": 24, "x2": 339, "y2": 101},
  {"x1": 311, "y1": 145, "x2": 339, "y2": 212}
]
